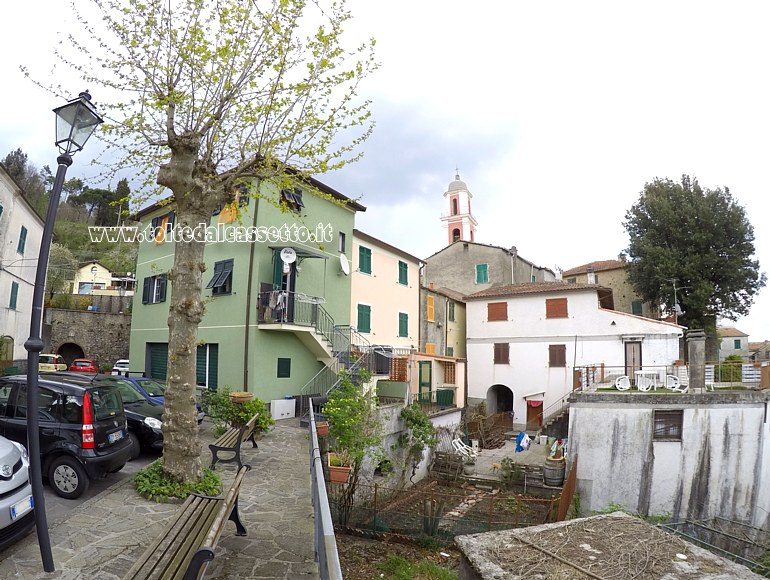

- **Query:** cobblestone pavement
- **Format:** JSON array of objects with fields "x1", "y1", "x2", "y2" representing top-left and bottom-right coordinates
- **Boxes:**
[{"x1": 0, "y1": 419, "x2": 319, "y2": 579}]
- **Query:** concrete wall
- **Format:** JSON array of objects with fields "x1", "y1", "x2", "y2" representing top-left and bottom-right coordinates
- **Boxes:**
[
  {"x1": 466, "y1": 288, "x2": 682, "y2": 425},
  {"x1": 45, "y1": 308, "x2": 131, "y2": 368},
  {"x1": 568, "y1": 391, "x2": 770, "y2": 529}
]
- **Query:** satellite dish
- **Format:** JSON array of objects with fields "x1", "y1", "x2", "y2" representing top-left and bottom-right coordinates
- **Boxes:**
[
  {"x1": 280, "y1": 247, "x2": 297, "y2": 264},
  {"x1": 339, "y1": 253, "x2": 350, "y2": 276}
]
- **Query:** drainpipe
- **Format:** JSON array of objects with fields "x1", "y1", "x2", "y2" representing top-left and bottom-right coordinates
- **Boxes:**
[{"x1": 242, "y1": 181, "x2": 261, "y2": 390}]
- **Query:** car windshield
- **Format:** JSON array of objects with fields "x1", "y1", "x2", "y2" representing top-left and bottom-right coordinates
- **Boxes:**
[
  {"x1": 75, "y1": 361, "x2": 92, "y2": 367},
  {"x1": 138, "y1": 379, "x2": 165, "y2": 397},
  {"x1": 40, "y1": 356, "x2": 55, "y2": 364},
  {"x1": 88, "y1": 386, "x2": 123, "y2": 420},
  {"x1": 110, "y1": 379, "x2": 148, "y2": 404}
]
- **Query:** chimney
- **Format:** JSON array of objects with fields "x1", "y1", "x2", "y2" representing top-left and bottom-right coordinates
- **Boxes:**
[{"x1": 586, "y1": 265, "x2": 596, "y2": 285}]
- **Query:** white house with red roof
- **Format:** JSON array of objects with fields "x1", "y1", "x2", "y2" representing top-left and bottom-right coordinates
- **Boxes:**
[
  {"x1": 464, "y1": 282, "x2": 684, "y2": 433},
  {"x1": 716, "y1": 326, "x2": 750, "y2": 362}
]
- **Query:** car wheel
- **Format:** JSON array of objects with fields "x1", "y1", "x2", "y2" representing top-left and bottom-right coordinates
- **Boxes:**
[
  {"x1": 128, "y1": 432, "x2": 141, "y2": 461},
  {"x1": 49, "y1": 456, "x2": 90, "y2": 499}
]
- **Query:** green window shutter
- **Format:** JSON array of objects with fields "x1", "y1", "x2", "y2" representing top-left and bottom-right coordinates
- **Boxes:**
[
  {"x1": 448, "y1": 301, "x2": 455, "y2": 322},
  {"x1": 398, "y1": 261, "x2": 408, "y2": 285},
  {"x1": 446, "y1": 346, "x2": 454, "y2": 357},
  {"x1": 9, "y1": 282, "x2": 18, "y2": 310},
  {"x1": 631, "y1": 300, "x2": 642, "y2": 316},
  {"x1": 475, "y1": 263, "x2": 488, "y2": 284},
  {"x1": 17, "y1": 226, "x2": 27, "y2": 255},
  {"x1": 359, "y1": 246, "x2": 371, "y2": 274},
  {"x1": 277, "y1": 358, "x2": 291, "y2": 378},
  {"x1": 734, "y1": 339, "x2": 741, "y2": 349},
  {"x1": 196, "y1": 346, "x2": 206, "y2": 386},
  {"x1": 398, "y1": 312, "x2": 408, "y2": 337},
  {"x1": 272, "y1": 250, "x2": 283, "y2": 288},
  {"x1": 196, "y1": 344, "x2": 219, "y2": 389},
  {"x1": 357, "y1": 304, "x2": 371, "y2": 333},
  {"x1": 148, "y1": 343, "x2": 169, "y2": 380}
]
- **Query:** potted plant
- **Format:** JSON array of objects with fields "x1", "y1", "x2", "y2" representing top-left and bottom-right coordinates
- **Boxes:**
[
  {"x1": 229, "y1": 391, "x2": 253, "y2": 404},
  {"x1": 463, "y1": 456, "x2": 476, "y2": 475},
  {"x1": 316, "y1": 421, "x2": 329, "y2": 438},
  {"x1": 328, "y1": 450, "x2": 352, "y2": 483}
]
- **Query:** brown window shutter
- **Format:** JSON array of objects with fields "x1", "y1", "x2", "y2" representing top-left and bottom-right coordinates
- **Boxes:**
[
  {"x1": 546, "y1": 298, "x2": 568, "y2": 319},
  {"x1": 488, "y1": 302, "x2": 508, "y2": 321},
  {"x1": 444, "y1": 363, "x2": 456, "y2": 384},
  {"x1": 549, "y1": 345, "x2": 566, "y2": 367},
  {"x1": 494, "y1": 343, "x2": 510, "y2": 364}
]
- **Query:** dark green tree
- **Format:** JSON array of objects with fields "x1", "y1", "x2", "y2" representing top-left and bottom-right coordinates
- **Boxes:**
[
  {"x1": 2, "y1": 148, "x2": 47, "y2": 211},
  {"x1": 623, "y1": 175, "x2": 766, "y2": 333}
]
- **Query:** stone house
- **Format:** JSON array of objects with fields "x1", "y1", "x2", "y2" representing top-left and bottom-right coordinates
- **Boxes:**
[
  {"x1": 420, "y1": 285, "x2": 466, "y2": 359},
  {"x1": 717, "y1": 326, "x2": 750, "y2": 362}
]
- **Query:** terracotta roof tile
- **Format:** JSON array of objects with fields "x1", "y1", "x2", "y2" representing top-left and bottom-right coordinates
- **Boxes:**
[
  {"x1": 464, "y1": 281, "x2": 598, "y2": 300},
  {"x1": 718, "y1": 327, "x2": 748, "y2": 337},
  {"x1": 562, "y1": 259, "x2": 627, "y2": 277}
]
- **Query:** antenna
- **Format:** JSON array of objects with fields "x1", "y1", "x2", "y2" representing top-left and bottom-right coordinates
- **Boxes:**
[{"x1": 667, "y1": 278, "x2": 691, "y2": 325}]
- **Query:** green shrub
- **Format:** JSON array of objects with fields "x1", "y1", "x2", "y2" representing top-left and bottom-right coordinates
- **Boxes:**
[
  {"x1": 134, "y1": 461, "x2": 221, "y2": 502},
  {"x1": 201, "y1": 386, "x2": 274, "y2": 434}
]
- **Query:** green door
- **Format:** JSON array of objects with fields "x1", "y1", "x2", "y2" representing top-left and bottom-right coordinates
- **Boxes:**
[{"x1": 418, "y1": 361, "x2": 432, "y2": 405}]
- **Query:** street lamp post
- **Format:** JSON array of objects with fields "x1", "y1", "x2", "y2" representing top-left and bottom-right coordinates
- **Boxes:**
[
  {"x1": 24, "y1": 91, "x2": 102, "y2": 572},
  {"x1": 91, "y1": 265, "x2": 98, "y2": 294}
]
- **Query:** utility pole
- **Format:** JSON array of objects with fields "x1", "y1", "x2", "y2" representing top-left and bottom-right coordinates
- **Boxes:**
[{"x1": 667, "y1": 279, "x2": 690, "y2": 325}]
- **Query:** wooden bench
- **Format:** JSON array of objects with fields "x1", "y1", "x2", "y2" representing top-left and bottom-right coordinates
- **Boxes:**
[
  {"x1": 209, "y1": 413, "x2": 259, "y2": 470},
  {"x1": 123, "y1": 464, "x2": 250, "y2": 580}
]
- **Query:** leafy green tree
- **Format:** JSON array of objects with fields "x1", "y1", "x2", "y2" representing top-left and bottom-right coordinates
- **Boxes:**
[
  {"x1": 46, "y1": 243, "x2": 78, "y2": 299},
  {"x1": 623, "y1": 175, "x2": 766, "y2": 333},
  {"x1": 45, "y1": 0, "x2": 376, "y2": 483}
]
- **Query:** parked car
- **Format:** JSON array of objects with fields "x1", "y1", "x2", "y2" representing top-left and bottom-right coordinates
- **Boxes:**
[
  {"x1": 69, "y1": 359, "x2": 99, "y2": 373},
  {"x1": 0, "y1": 436, "x2": 35, "y2": 549},
  {"x1": 39, "y1": 354, "x2": 67, "y2": 372},
  {"x1": 0, "y1": 374, "x2": 131, "y2": 499},
  {"x1": 115, "y1": 376, "x2": 205, "y2": 424},
  {"x1": 111, "y1": 359, "x2": 129, "y2": 377},
  {"x1": 43, "y1": 373, "x2": 164, "y2": 460}
]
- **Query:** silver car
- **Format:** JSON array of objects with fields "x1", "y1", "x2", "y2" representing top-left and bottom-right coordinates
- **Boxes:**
[{"x1": 0, "y1": 437, "x2": 34, "y2": 550}]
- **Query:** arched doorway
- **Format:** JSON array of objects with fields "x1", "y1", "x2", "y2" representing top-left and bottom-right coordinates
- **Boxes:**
[
  {"x1": 486, "y1": 384, "x2": 513, "y2": 415},
  {"x1": 57, "y1": 343, "x2": 85, "y2": 366}
]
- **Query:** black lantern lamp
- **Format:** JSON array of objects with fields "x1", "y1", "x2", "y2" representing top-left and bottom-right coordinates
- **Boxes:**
[{"x1": 24, "y1": 91, "x2": 103, "y2": 572}]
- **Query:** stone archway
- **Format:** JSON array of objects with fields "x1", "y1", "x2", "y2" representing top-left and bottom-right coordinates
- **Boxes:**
[
  {"x1": 486, "y1": 384, "x2": 513, "y2": 415},
  {"x1": 57, "y1": 343, "x2": 85, "y2": 366}
]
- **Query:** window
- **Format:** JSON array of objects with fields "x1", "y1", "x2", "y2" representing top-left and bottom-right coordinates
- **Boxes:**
[
  {"x1": 338, "y1": 232, "x2": 346, "y2": 254},
  {"x1": 545, "y1": 298, "x2": 568, "y2": 319},
  {"x1": 653, "y1": 410, "x2": 683, "y2": 440},
  {"x1": 280, "y1": 188, "x2": 304, "y2": 213},
  {"x1": 150, "y1": 211, "x2": 175, "y2": 244},
  {"x1": 734, "y1": 339, "x2": 741, "y2": 349},
  {"x1": 566, "y1": 277, "x2": 576, "y2": 284},
  {"x1": 446, "y1": 346, "x2": 454, "y2": 357},
  {"x1": 475, "y1": 263, "x2": 489, "y2": 284},
  {"x1": 531, "y1": 275, "x2": 536, "y2": 282},
  {"x1": 9, "y1": 282, "x2": 18, "y2": 310},
  {"x1": 425, "y1": 343, "x2": 436, "y2": 355},
  {"x1": 494, "y1": 343, "x2": 509, "y2": 364},
  {"x1": 0, "y1": 204, "x2": 4, "y2": 219},
  {"x1": 487, "y1": 302, "x2": 507, "y2": 321},
  {"x1": 549, "y1": 345, "x2": 566, "y2": 367},
  {"x1": 398, "y1": 261, "x2": 408, "y2": 285},
  {"x1": 632, "y1": 300, "x2": 643, "y2": 316},
  {"x1": 398, "y1": 312, "x2": 408, "y2": 337},
  {"x1": 427, "y1": 296, "x2": 435, "y2": 321},
  {"x1": 17, "y1": 226, "x2": 27, "y2": 255},
  {"x1": 205, "y1": 259, "x2": 233, "y2": 296},
  {"x1": 452, "y1": 198, "x2": 458, "y2": 215},
  {"x1": 452, "y1": 229, "x2": 460, "y2": 242},
  {"x1": 358, "y1": 246, "x2": 372, "y2": 274},
  {"x1": 448, "y1": 301, "x2": 455, "y2": 322},
  {"x1": 445, "y1": 362, "x2": 456, "y2": 383},
  {"x1": 196, "y1": 344, "x2": 219, "y2": 389},
  {"x1": 357, "y1": 304, "x2": 371, "y2": 333},
  {"x1": 142, "y1": 274, "x2": 167, "y2": 304},
  {"x1": 277, "y1": 358, "x2": 291, "y2": 378}
]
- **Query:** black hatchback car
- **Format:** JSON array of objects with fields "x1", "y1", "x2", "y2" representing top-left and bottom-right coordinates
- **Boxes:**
[
  {"x1": 43, "y1": 373, "x2": 164, "y2": 460},
  {"x1": 0, "y1": 375, "x2": 131, "y2": 499}
]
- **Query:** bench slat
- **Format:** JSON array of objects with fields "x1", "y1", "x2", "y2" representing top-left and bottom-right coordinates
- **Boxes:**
[{"x1": 160, "y1": 499, "x2": 222, "y2": 580}]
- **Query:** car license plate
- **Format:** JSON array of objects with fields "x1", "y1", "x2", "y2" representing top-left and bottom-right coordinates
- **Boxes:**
[
  {"x1": 10, "y1": 495, "x2": 33, "y2": 520},
  {"x1": 108, "y1": 430, "x2": 124, "y2": 444}
]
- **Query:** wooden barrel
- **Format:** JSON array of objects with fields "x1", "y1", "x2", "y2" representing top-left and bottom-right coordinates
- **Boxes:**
[{"x1": 544, "y1": 457, "x2": 566, "y2": 487}]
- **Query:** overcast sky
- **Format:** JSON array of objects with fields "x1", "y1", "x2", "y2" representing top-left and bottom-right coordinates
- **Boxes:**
[{"x1": 1, "y1": 1, "x2": 768, "y2": 340}]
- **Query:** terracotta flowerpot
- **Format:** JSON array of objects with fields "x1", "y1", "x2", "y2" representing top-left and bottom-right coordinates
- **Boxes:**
[
  {"x1": 230, "y1": 392, "x2": 253, "y2": 404},
  {"x1": 316, "y1": 422, "x2": 329, "y2": 438},
  {"x1": 328, "y1": 454, "x2": 351, "y2": 484}
]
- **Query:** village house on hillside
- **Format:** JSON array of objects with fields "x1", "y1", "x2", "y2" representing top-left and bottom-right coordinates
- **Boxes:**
[
  {"x1": 464, "y1": 282, "x2": 683, "y2": 432},
  {"x1": 717, "y1": 326, "x2": 750, "y2": 361},
  {"x1": 562, "y1": 258, "x2": 656, "y2": 319}
]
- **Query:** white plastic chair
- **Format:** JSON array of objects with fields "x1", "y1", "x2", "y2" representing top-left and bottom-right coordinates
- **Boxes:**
[
  {"x1": 666, "y1": 375, "x2": 688, "y2": 393},
  {"x1": 615, "y1": 376, "x2": 631, "y2": 391},
  {"x1": 452, "y1": 438, "x2": 478, "y2": 459}
]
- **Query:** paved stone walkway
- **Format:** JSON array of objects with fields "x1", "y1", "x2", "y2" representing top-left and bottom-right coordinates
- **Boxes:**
[{"x1": 0, "y1": 419, "x2": 319, "y2": 579}]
